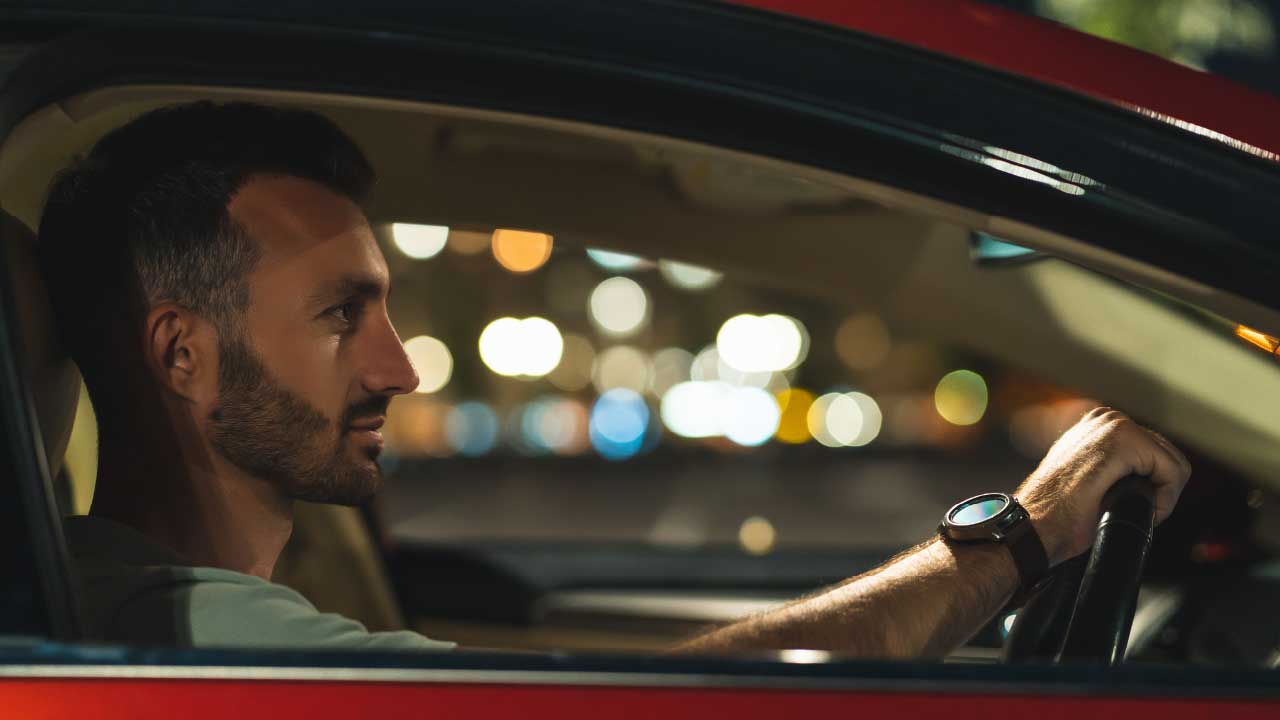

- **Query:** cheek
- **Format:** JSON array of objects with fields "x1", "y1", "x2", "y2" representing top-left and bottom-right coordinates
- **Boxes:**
[{"x1": 263, "y1": 334, "x2": 352, "y2": 419}]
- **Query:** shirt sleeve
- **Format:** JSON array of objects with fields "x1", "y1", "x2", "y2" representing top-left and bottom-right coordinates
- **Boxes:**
[{"x1": 117, "y1": 573, "x2": 456, "y2": 652}]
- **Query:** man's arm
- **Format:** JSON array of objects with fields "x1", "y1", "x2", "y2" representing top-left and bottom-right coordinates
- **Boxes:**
[{"x1": 674, "y1": 408, "x2": 1192, "y2": 658}]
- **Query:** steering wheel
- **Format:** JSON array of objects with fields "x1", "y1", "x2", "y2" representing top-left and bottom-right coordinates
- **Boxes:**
[{"x1": 1004, "y1": 475, "x2": 1156, "y2": 665}]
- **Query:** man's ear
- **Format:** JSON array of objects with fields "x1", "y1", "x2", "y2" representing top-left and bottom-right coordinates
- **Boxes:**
[{"x1": 144, "y1": 303, "x2": 219, "y2": 404}]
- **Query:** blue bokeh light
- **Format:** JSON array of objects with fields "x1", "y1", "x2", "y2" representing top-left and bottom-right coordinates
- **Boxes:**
[{"x1": 589, "y1": 389, "x2": 649, "y2": 460}]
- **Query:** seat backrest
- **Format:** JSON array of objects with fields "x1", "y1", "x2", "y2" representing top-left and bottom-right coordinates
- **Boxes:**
[
  {"x1": 0, "y1": 208, "x2": 82, "y2": 640},
  {"x1": 2, "y1": 209, "x2": 80, "y2": 480}
]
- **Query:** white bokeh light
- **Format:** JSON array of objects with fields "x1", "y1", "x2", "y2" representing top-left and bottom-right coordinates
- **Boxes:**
[
  {"x1": 660, "y1": 381, "x2": 730, "y2": 438},
  {"x1": 403, "y1": 335, "x2": 453, "y2": 394},
  {"x1": 391, "y1": 223, "x2": 449, "y2": 260},
  {"x1": 824, "y1": 394, "x2": 865, "y2": 446},
  {"x1": 478, "y1": 316, "x2": 563, "y2": 378},
  {"x1": 722, "y1": 387, "x2": 781, "y2": 446},
  {"x1": 846, "y1": 392, "x2": 883, "y2": 447},
  {"x1": 716, "y1": 314, "x2": 807, "y2": 373},
  {"x1": 658, "y1": 260, "x2": 723, "y2": 290},
  {"x1": 589, "y1": 277, "x2": 649, "y2": 337},
  {"x1": 586, "y1": 248, "x2": 648, "y2": 272}
]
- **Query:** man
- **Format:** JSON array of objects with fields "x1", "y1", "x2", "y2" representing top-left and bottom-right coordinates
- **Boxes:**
[{"x1": 40, "y1": 102, "x2": 1190, "y2": 654}]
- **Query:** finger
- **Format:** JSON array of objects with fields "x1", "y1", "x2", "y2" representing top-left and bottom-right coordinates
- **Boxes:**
[
  {"x1": 1136, "y1": 429, "x2": 1191, "y2": 524},
  {"x1": 1148, "y1": 429, "x2": 1192, "y2": 477}
]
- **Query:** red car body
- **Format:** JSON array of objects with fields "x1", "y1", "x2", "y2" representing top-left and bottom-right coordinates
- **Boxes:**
[{"x1": 0, "y1": 1, "x2": 1277, "y2": 717}]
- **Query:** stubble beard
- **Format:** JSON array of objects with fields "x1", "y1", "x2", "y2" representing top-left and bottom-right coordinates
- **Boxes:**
[{"x1": 207, "y1": 333, "x2": 383, "y2": 506}]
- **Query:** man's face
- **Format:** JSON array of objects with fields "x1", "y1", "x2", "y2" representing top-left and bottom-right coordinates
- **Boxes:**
[{"x1": 207, "y1": 175, "x2": 418, "y2": 504}]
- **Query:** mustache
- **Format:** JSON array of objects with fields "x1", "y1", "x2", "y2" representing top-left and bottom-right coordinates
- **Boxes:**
[{"x1": 341, "y1": 396, "x2": 391, "y2": 428}]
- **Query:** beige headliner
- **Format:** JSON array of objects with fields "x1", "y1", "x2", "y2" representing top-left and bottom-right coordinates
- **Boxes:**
[{"x1": 3, "y1": 85, "x2": 1280, "y2": 485}]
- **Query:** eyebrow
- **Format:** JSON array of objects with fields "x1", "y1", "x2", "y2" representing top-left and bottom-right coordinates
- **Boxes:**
[{"x1": 309, "y1": 273, "x2": 388, "y2": 309}]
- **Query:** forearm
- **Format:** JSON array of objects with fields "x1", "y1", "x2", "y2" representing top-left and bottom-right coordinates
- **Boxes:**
[{"x1": 673, "y1": 538, "x2": 1018, "y2": 658}]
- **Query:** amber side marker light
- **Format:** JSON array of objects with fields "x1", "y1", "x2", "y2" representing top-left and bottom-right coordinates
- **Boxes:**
[{"x1": 1235, "y1": 324, "x2": 1280, "y2": 355}]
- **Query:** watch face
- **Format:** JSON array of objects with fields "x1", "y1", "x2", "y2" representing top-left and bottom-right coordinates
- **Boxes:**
[{"x1": 949, "y1": 494, "x2": 1010, "y2": 527}]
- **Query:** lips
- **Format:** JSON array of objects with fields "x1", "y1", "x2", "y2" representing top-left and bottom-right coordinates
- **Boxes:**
[{"x1": 347, "y1": 417, "x2": 385, "y2": 432}]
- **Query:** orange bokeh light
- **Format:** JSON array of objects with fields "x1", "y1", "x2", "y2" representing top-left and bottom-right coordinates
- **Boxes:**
[{"x1": 492, "y1": 229, "x2": 553, "y2": 273}]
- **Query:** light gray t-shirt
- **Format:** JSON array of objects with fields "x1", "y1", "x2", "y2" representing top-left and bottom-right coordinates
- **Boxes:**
[{"x1": 64, "y1": 515, "x2": 454, "y2": 651}]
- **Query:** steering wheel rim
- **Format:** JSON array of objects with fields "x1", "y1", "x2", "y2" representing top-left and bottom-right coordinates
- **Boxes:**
[{"x1": 1004, "y1": 475, "x2": 1155, "y2": 665}]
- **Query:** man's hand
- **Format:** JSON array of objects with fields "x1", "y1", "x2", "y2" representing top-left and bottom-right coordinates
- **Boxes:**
[{"x1": 1016, "y1": 407, "x2": 1192, "y2": 566}]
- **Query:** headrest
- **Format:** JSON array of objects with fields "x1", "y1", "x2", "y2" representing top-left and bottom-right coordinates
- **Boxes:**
[{"x1": 1, "y1": 209, "x2": 81, "y2": 477}]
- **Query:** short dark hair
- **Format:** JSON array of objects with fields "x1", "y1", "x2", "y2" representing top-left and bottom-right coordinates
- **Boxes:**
[{"x1": 37, "y1": 101, "x2": 375, "y2": 417}]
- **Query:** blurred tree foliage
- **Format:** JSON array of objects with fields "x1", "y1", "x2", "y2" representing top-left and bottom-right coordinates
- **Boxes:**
[{"x1": 1036, "y1": 0, "x2": 1275, "y2": 68}]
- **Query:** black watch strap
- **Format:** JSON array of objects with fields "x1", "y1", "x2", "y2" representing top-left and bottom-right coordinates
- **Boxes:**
[{"x1": 1003, "y1": 511, "x2": 1050, "y2": 602}]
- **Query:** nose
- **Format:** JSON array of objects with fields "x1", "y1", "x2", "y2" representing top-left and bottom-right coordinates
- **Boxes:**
[{"x1": 362, "y1": 313, "x2": 419, "y2": 397}]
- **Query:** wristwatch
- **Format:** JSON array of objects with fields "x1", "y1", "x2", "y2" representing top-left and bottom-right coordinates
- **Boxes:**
[{"x1": 938, "y1": 493, "x2": 1049, "y2": 602}]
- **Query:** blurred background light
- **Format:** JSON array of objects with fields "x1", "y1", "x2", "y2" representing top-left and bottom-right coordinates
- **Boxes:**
[
  {"x1": 478, "y1": 317, "x2": 563, "y2": 378},
  {"x1": 824, "y1": 393, "x2": 864, "y2": 446},
  {"x1": 774, "y1": 388, "x2": 815, "y2": 444},
  {"x1": 846, "y1": 392, "x2": 883, "y2": 447},
  {"x1": 722, "y1": 387, "x2": 780, "y2": 447},
  {"x1": 690, "y1": 345, "x2": 722, "y2": 382},
  {"x1": 649, "y1": 347, "x2": 694, "y2": 397},
  {"x1": 547, "y1": 333, "x2": 596, "y2": 391},
  {"x1": 383, "y1": 396, "x2": 451, "y2": 457},
  {"x1": 447, "y1": 229, "x2": 491, "y2": 255},
  {"x1": 658, "y1": 259, "x2": 723, "y2": 290},
  {"x1": 835, "y1": 312, "x2": 892, "y2": 371},
  {"x1": 738, "y1": 516, "x2": 776, "y2": 555},
  {"x1": 391, "y1": 223, "x2": 448, "y2": 260},
  {"x1": 660, "y1": 381, "x2": 729, "y2": 439},
  {"x1": 589, "y1": 276, "x2": 650, "y2": 337},
  {"x1": 589, "y1": 389, "x2": 650, "y2": 460},
  {"x1": 935, "y1": 370, "x2": 989, "y2": 426},
  {"x1": 592, "y1": 345, "x2": 652, "y2": 393},
  {"x1": 403, "y1": 335, "x2": 453, "y2": 394},
  {"x1": 445, "y1": 401, "x2": 500, "y2": 456},
  {"x1": 492, "y1": 229, "x2": 553, "y2": 273},
  {"x1": 520, "y1": 396, "x2": 589, "y2": 456},
  {"x1": 716, "y1": 314, "x2": 808, "y2": 373},
  {"x1": 806, "y1": 392, "x2": 843, "y2": 448},
  {"x1": 586, "y1": 248, "x2": 650, "y2": 272}
]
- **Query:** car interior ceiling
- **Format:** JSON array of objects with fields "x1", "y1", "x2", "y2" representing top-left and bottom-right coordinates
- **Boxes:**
[{"x1": 1, "y1": 85, "x2": 1279, "y2": 659}]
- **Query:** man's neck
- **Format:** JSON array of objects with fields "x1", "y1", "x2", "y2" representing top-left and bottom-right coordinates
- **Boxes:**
[{"x1": 91, "y1": 425, "x2": 293, "y2": 580}]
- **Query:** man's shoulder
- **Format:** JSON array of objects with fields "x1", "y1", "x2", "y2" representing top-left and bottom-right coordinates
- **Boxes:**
[{"x1": 64, "y1": 515, "x2": 453, "y2": 652}]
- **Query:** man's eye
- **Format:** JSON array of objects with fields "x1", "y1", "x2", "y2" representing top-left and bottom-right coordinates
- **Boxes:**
[{"x1": 326, "y1": 301, "x2": 359, "y2": 327}]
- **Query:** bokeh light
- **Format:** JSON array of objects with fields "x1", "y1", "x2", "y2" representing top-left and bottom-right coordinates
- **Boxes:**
[
  {"x1": 835, "y1": 313, "x2": 892, "y2": 371},
  {"x1": 445, "y1": 401, "x2": 500, "y2": 456},
  {"x1": 806, "y1": 392, "x2": 842, "y2": 448},
  {"x1": 846, "y1": 392, "x2": 883, "y2": 447},
  {"x1": 658, "y1": 259, "x2": 723, "y2": 290},
  {"x1": 649, "y1": 347, "x2": 694, "y2": 397},
  {"x1": 589, "y1": 277, "x2": 650, "y2": 337},
  {"x1": 403, "y1": 335, "x2": 453, "y2": 394},
  {"x1": 690, "y1": 345, "x2": 722, "y2": 382},
  {"x1": 478, "y1": 317, "x2": 563, "y2": 378},
  {"x1": 774, "y1": 388, "x2": 815, "y2": 444},
  {"x1": 589, "y1": 389, "x2": 650, "y2": 460},
  {"x1": 824, "y1": 394, "x2": 864, "y2": 446},
  {"x1": 593, "y1": 345, "x2": 651, "y2": 393},
  {"x1": 935, "y1": 370, "x2": 989, "y2": 426},
  {"x1": 492, "y1": 229, "x2": 553, "y2": 273},
  {"x1": 547, "y1": 333, "x2": 596, "y2": 391},
  {"x1": 447, "y1": 229, "x2": 490, "y2": 255},
  {"x1": 658, "y1": 381, "x2": 779, "y2": 445},
  {"x1": 722, "y1": 387, "x2": 780, "y2": 447},
  {"x1": 717, "y1": 314, "x2": 808, "y2": 373},
  {"x1": 738, "y1": 516, "x2": 776, "y2": 555},
  {"x1": 391, "y1": 223, "x2": 449, "y2": 260},
  {"x1": 660, "y1": 381, "x2": 728, "y2": 438},
  {"x1": 383, "y1": 396, "x2": 450, "y2": 457},
  {"x1": 520, "y1": 396, "x2": 590, "y2": 456},
  {"x1": 586, "y1": 248, "x2": 649, "y2": 272}
]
